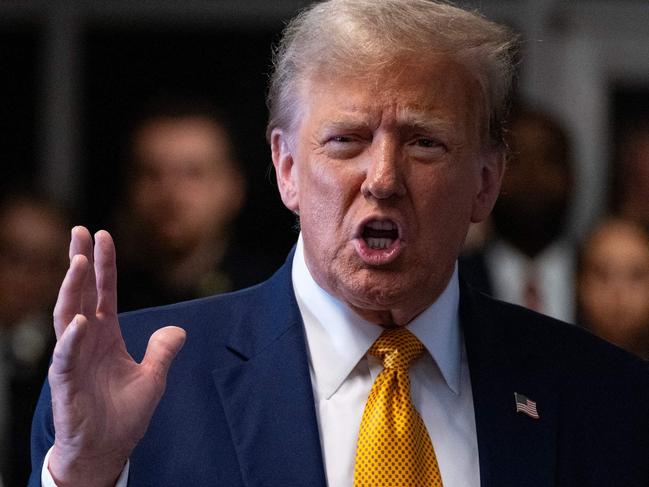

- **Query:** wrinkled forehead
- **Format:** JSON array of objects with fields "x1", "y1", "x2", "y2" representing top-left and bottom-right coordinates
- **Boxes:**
[{"x1": 293, "y1": 54, "x2": 488, "y2": 140}]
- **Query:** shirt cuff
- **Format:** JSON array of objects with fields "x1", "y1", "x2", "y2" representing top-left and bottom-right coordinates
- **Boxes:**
[{"x1": 41, "y1": 446, "x2": 130, "y2": 487}]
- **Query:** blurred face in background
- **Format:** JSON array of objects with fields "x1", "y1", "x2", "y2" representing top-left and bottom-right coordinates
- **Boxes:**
[
  {"x1": 0, "y1": 201, "x2": 68, "y2": 325},
  {"x1": 129, "y1": 116, "x2": 244, "y2": 257},
  {"x1": 492, "y1": 112, "x2": 573, "y2": 257},
  {"x1": 578, "y1": 219, "x2": 649, "y2": 357}
]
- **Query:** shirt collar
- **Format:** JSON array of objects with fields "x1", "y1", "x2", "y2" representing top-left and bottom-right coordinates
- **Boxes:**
[
  {"x1": 490, "y1": 238, "x2": 573, "y2": 270},
  {"x1": 292, "y1": 234, "x2": 462, "y2": 399}
]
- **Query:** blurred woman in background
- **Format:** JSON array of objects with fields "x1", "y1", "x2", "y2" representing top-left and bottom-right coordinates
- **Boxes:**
[{"x1": 577, "y1": 217, "x2": 649, "y2": 359}]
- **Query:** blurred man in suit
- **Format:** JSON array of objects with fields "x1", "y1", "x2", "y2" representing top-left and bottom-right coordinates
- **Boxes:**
[
  {"x1": 31, "y1": 1, "x2": 648, "y2": 486},
  {"x1": 115, "y1": 99, "x2": 273, "y2": 312},
  {"x1": 461, "y1": 107, "x2": 576, "y2": 322}
]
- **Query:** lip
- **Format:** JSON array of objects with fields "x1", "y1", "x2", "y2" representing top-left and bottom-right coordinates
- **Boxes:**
[{"x1": 352, "y1": 216, "x2": 405, "y2": 266}]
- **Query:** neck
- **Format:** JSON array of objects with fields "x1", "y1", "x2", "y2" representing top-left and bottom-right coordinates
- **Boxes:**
[
  {"x1": 349, "y1": 303, "x2": 428, "y2": 327},
  {"x1": 340, "y1": 266, "x2": 455, "y2": 327}
]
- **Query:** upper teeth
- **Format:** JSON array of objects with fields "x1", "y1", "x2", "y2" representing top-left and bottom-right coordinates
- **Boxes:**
[{"x1": 367, "y1": 220, "x2": 396, "y2": 231}]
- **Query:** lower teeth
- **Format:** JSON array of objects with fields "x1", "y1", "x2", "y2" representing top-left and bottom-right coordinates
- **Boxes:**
[{"x1": 367, "y1": 237, "x2": 393, "y2": 249}]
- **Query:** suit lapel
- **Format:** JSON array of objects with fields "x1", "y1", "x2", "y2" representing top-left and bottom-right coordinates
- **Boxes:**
[
  {"x1": 212, "y1": 260, "x2": 327, "y2": 487},
  {"x1": 212, "y1": 260, "x2": 559, "y2": 486},
  {"x1": 461, "y1": 282, "x2": 558, "y2": 487}
]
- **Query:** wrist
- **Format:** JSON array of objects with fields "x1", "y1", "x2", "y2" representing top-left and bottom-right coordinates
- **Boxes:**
[{"x1": 49, "y1": 443, "x2": 128, "y2": 487}]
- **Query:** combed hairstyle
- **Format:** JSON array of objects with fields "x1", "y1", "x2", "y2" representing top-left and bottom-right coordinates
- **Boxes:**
[{"x1": 266, "y1": 0, "x2": 519, "y2": 147}]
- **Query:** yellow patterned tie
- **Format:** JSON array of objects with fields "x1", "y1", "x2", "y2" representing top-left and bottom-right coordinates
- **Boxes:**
[{"x1": 354, "y1": 328, "x2": 443, "y2": 486}]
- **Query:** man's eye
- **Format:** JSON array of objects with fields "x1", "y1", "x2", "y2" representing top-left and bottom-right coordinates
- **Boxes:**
[
  {"x1": 415, "y1": 137, "x2": 442, "y2": 148},
  {"x1": 323, "y1": 135, "x2": 365, "y2": 158},
  {"x1": 330, "y1": 135, "x2": 354, "y2": 143}
]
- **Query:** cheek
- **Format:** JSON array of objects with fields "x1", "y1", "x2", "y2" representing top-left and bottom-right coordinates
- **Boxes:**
[
  {"x1": 580, "y1": 282, "x2": 611, "y2": 311},
  {"x1": 132, "y1": 178, "x2": 176, "y2": 208},
  {"x1": 131, "y1": 186, "x2": 157, "y2": 215},
  {"x1": 300, "y1": 163, "x2": 362, "y2": 221},
  {"x1": 622, "y1": 277, "x2": 649, "y2": 311},
  {"x1": 415, "y1": 172, "x2": 475, "y2": 235}
]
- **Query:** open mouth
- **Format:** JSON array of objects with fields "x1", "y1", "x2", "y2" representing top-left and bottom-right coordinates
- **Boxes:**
[
  {"x1": 353, "y1": 218, "x2": 403, "y2": 265},
  {"x1": 362, "y1": 220, "x2": 399, "y2": 249}
]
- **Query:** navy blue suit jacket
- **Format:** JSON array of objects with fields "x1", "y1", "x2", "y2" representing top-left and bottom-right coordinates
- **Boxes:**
[{"x1": 30, "y1": 256, "x2": 649, "y2": 486}]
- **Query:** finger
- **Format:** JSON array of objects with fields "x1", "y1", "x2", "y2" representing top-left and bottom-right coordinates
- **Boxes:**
[
  {"x1": 69, "y1": 226, "x2": 92, "y2": 261},
  {"x1": 94, "y1": 230, "x2": 118, "y2": 317},
  {"x1": 50, "y1": 314, "x2": 88, "y2": 377},
  {"x1": 142, "y1": 326, "x2": 187, "y2": 386},
  {"x1": 53, "y1": 255, "x2": 91, "y2": 340},
  {"x1": 69, "y1": 226, "x2": 98, "y2": 316}
]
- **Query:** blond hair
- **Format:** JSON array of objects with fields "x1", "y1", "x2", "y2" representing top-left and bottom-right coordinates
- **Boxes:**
[{"x1": 266, "y1": 0, "x2": 518, "y2": 147}]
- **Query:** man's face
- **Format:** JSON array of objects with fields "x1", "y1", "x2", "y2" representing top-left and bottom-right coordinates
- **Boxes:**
[
  {"x1": 495, "y1": 115, "x2": 572, "y2": 226},
  {"x1": 578, "y1": 221, "x2": 649, "y2": 346},
  {"x1": 0, "y1": 203, "x2": 68, "y2": 324},
  {"x1": 272, "y1": 55, "x2": 503, "y2": 325},
  {"x1": 130, "y1": 116, "x2": 244, "y2": 255}
]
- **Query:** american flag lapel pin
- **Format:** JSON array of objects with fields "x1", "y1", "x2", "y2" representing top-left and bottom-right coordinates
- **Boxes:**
[{"x1": 514, "y1": 392, "x2": 540, "y2": 419}]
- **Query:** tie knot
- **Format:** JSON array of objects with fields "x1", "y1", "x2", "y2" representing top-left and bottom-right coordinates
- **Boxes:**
[{"x1": 369, "y1": 328, "x2": 424, "y2": 371}]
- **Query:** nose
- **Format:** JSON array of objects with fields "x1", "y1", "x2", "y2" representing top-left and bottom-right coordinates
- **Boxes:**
[{"x1": 361, "y1": 138, "x2": 406, "y2": 200}]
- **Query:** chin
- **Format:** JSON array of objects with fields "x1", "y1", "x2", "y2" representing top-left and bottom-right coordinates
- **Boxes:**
[{"x1": 339, "y1": 269, "x2": 414, "y2": 310}]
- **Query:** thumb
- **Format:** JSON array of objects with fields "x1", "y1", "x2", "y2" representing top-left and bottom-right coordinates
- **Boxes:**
[{"x1": 142, "y1": 326, "x2": 186, "y2": 384}]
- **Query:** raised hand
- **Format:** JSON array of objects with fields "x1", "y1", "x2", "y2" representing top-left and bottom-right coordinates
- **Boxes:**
[{"x1": 47, "y1": 227, "x2": 186, "y2": 487}]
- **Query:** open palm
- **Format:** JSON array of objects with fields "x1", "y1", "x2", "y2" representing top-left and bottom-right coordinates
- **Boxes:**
[{"x1": 47, "y1": 227, "x2": 186, "y2": 486}]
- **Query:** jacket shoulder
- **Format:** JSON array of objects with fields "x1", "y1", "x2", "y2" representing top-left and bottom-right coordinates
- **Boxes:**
[
  {"x1": 465, "y1": 284, "x2": 649, "y2": 387},
  {"x1": 116, "y1": 261, "x2": 295, "y2": 361}
]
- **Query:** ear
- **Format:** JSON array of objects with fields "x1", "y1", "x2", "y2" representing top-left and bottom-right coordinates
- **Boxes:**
[
  {"x1": 470, "y1": 148, "x2": 505, "y2": 223},
  {"x1": 271, "y1": 128, "x2": 300, "y2": 213}
]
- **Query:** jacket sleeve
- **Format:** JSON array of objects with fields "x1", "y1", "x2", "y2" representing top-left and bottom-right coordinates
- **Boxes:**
[{"x1": 28, "y1": 379, "x2": 55, "y2": 486}]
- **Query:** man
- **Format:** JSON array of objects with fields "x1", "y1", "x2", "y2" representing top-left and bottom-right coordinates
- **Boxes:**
[
  {"x1": 115, "y1": 99, "x2": 273, "y2": 311},
  {"x1": 460, "y1": 107, "x2": 576, "y2": 322},
  {"x1": 31, "y1": 1, "x2": 648, "y2": 486}
]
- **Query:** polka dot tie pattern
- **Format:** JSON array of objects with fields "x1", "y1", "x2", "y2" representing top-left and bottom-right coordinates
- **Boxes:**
[{"x1": 353, "y1": 328, "x2": 443, "y2": 486}]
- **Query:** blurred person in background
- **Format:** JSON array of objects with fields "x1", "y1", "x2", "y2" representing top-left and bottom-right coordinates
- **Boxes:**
[
  {"x1": 115, "y1": 98, "x2": 273, "y2": 312},
  {"x1": 461, "y1": 106, "x2": 576, "y2": 322},
  {"x1": 577, "y1": 217, "x2": 649, "y2": 359},
  {"x1": 613, "y1": 120, "x2": 649, "y2": 226},
  {"x1": 0, "y1": 192, "x2": 68, "y2": 486}
]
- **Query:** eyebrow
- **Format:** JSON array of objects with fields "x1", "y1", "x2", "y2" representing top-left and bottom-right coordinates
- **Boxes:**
[
  {"x1": 321, "y1": 115, "x2": 454, "y2": 132},
  {"x1": 397, "y1": 111, "x2": 455, "y2": 134},
  {"x1": 317, "y1": 102, "x2": 459, "y2": 138},
  {"x1": 320, "y1": 119, "x2": 372, "y2": 131}
]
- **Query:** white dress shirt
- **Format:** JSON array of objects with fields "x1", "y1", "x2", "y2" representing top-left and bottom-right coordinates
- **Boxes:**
[
  {"x1": 41, "y1": 447, "x2": 129, "y2": 487},
  {"x1": 485, "y1": 239, "x2": 575, "y2": 323},
  {"x1": 43, "y1": 235, "x2": 479, "y2": 486},
  {"x1": 293, "y1": 235, "x2": 480, "y2": 487}
]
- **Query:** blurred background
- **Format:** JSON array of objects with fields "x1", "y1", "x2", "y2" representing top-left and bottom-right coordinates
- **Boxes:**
[
  {"x1": 1, "y1": 0, "x2": 649, "y2": 485},
  {"x1": 2, "y1": 0, "x2": 649, "y2": 257}
]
